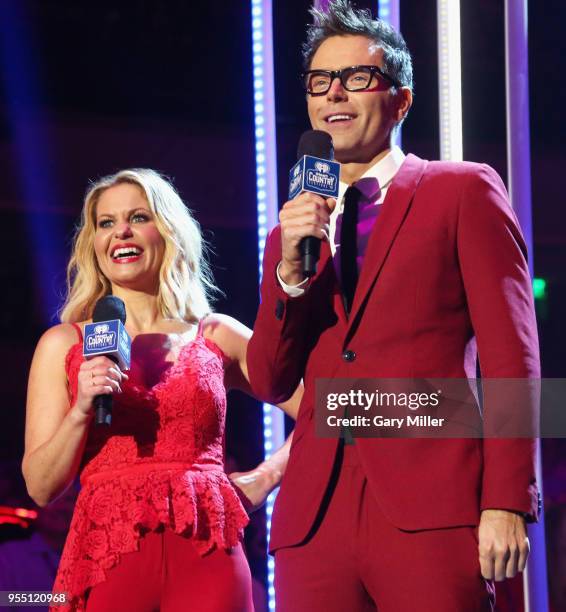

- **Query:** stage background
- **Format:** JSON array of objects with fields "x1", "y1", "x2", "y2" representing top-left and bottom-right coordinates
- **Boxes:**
[{"x1": 0, "y1": 2, "x2": 564, "y2": 610}]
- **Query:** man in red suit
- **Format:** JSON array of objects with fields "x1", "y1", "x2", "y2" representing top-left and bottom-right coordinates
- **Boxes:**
[{"x1": 246, "y1": 2, "x2": 540, "y2": 610}]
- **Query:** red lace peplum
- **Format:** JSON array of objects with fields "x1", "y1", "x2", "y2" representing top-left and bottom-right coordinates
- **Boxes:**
[{"x1": 51, "y1": 332, "x2": 249, "y2": 611}]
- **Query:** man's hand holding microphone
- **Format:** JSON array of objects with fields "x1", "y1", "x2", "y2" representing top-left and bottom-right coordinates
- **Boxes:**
[{"x1": 279, "y1": 130, "x2": 340, "y2": 286}]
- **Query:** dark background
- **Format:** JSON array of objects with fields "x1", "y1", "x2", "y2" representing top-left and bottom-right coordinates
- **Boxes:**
[{"x1": 0, "y1": 0, "x2": 564, "y2": 608}]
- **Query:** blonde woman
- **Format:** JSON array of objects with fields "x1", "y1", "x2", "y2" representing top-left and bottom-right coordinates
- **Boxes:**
[{"x1": 22, "y1": 169, "x2": 297, "y2": 611}]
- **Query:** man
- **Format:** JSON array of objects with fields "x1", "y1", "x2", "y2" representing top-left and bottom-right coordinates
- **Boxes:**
[{"x1": 246, "y1": 1, "x2": 540, "y2": 610}]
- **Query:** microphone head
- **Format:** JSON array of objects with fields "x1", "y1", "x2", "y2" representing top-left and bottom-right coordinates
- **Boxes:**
[
  {"x1": 92, "y1": 296, "x2": 127, "y2": 324},
  {"x1": 297, "y1": 130, "x2": 334, "y2": 160}
]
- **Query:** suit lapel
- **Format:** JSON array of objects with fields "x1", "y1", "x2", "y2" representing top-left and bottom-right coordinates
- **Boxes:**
[{"x1": 346, "y1": 154, "x2": 428, "y2": 333}]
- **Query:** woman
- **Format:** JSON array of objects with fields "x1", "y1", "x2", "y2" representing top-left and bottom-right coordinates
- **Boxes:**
[{"x1": 22, "y1": 169, "x2": 297, "y2": 611}]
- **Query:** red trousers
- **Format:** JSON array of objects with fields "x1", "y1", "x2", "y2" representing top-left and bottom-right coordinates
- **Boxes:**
[
  {"x1": 275, "y1": 442, "x2": 495, "y2": 611},
  {"x1": 85, "y1": 528, "x2": 253, "y2": 612}
]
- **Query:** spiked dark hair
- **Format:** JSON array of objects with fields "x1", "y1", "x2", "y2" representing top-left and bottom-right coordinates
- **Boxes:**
[{"x1": 302, "y1": 0, "x2": 413, "y2": 92}]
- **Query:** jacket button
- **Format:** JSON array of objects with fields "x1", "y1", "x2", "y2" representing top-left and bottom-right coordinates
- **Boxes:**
[{"x1": 342, "y1": 349, "x2": 356, "y2": 362}]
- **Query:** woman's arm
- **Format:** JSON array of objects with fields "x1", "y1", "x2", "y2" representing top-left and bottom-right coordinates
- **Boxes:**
[
  {"x1": 203, "y1": 314, "x2": 303, "y2": 510},
  {"x1": 228, "y1": 432, "x2": 293, "y2": 512},
  {"x1": 22, "y1": 324, "x2": 125, "y2": 507},
  {"x1": 202, "y1": 313, "x2": 302, "y2": 419}
]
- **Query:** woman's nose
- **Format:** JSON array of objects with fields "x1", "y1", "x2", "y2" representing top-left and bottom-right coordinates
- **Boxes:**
[{"x1": 114, "y1": 222, "x2": 133, "y2": 239}]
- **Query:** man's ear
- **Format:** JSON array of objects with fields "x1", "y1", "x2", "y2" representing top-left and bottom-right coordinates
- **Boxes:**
[{"x1": 394, "y1": 87, "x2": 413, "y2": 123}]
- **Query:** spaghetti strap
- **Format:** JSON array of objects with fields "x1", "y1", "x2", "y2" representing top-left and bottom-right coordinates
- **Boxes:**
[
  {"x1": 196, "y1": 313, "x2": 211, "y2": 338},
  {"x1": 70, "y1": 323, "x2": 83, "y2": 343}
]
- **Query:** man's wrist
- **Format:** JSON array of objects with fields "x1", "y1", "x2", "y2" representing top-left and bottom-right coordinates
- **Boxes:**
[
  {"x1": 481, "y1": 508, "x2": 528, "y2": 521},
  {"x1": 279, "y1": 261, "x2": 305, "y2": 286},
  {"x1": 276, "y1": 262, "x2": 310, "y2": 297}
]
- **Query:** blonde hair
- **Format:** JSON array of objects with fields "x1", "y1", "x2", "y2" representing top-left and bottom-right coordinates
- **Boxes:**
[{"x1": 60, "y1": 168, "x2": 218, "y2": 323}]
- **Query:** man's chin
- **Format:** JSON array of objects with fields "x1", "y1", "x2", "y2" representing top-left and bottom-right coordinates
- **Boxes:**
[
  {"x1": 331, "y1": 135, "x2": 360, "y2": 162},
  {"x1": 334, "y1": 139, "x2": 391, "y2": 165},
  {"x1": 334, "y1": 144, "x2": 365, "y2": 164}
]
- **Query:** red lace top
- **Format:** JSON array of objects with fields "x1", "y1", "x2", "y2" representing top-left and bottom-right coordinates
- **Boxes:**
[{"x1": 51, "y1": 325, "x2": 249, "y2": 611}]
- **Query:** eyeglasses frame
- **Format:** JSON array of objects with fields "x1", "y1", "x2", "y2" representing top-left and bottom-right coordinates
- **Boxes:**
[{"x1": 301, "y1": 64, "x2": 401, "y2": 95}]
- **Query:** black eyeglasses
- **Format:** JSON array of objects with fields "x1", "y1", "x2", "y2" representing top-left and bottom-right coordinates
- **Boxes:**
[{"x1": 301, "y1": 65, "x2": 400, "y2": 95}]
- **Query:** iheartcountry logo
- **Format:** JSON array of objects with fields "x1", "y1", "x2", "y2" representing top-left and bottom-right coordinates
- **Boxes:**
[
  {"x1": 306, "y1": 169, "x2": 337, "y2": 191},
  {"x1": 94, "y1": 323, "x2": 110, "y2": 334},
  {"x1": 288, "y1": 155, "x2": 340, "y2": 199},
  {"x1": 314, "y1": 161, "x2": 331, "y2": 173},
  {"x1": 87, "y1": 331, "x2": 116, "y2": 349}
]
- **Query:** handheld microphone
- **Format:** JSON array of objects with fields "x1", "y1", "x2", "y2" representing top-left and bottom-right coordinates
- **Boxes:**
[
  {"x1": 288, "y1": 130, "x2": 340, "y2": 277},
  {"x1": 83, "y1": 296, "x2": 131, "y2": 426}
]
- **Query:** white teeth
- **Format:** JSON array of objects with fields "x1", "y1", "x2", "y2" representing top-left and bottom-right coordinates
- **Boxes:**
[
  {"x1": 327, "y1": 114, "x2": 354, "y2": 123},
  {"x1": 112, "y1": 247, "x2": 141, "y2": 258}
]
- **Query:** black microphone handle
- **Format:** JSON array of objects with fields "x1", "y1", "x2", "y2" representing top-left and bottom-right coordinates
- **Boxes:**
[
  {"x1": 94, "y1": 394, "x2": 112, "y2": 426},
  {"x1": 300, "y1": 235, "x2": 321, "y2": 278}
]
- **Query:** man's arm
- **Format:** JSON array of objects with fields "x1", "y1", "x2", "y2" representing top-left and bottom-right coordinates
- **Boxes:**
[
  {"x1": 246, "y1": 193, "x2": 335, "y2": 404},
  {"x1": 457, "y1": 163, "x2": 540, "y2": 580},
  {"x1": 246, "y1": 226, "x2": 312, "y2": 404}
]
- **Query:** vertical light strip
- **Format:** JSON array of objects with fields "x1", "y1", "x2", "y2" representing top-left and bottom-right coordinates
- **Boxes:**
[
  {"x1": 437, "y1": 0, "x2": 463, "y2": 161},
  {"x1": 504, "y1": 1, "x2": 549, "y2": 610},
  {"x1": 377, "y1": 0, "x2": 401, "y2": 148},
  {"x1": 250, "y1": 2, "x2": 284, "y2": 610},
  {"x1": 378, "y1": 0, "x2": 399, "y2": 29}
]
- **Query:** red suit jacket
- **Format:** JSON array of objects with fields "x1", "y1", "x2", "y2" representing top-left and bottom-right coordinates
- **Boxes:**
[{"x1": 247, "y1": 154, "x2": 540, "y2": 553}]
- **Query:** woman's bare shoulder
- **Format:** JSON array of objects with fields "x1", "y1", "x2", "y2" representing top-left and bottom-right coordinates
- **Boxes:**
[
  {"x1": 201, "y1": 313, "x2": 250, "y2": 339},
  {"x1": 200, "y1": 313, "x2": 251, "y2": 360},
  {"x1": 35, "y1": 322, "x2": 83, "y2": 355}
]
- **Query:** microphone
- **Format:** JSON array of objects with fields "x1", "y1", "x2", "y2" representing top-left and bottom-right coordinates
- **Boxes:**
[
  {"x1": 288, "y1": 130, "x2": 340, "y2": 277},
  {"x1": 82, "y1": 296, "x2": 131, "y2": 426}
]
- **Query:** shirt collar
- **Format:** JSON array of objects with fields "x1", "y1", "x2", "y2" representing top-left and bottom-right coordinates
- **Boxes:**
[{"x1": 338, "y1": 146, "x2": 406, "y2": 202}]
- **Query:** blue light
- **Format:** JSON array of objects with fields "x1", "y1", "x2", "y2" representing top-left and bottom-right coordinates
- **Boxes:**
[{"x1": 250, "y1": 4, "x2": 282, "y2": 610}]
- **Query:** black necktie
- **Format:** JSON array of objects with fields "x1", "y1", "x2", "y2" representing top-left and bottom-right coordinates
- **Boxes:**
[{"x1": 340, "y1": 186, "x2": 361, "y2": 314}]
